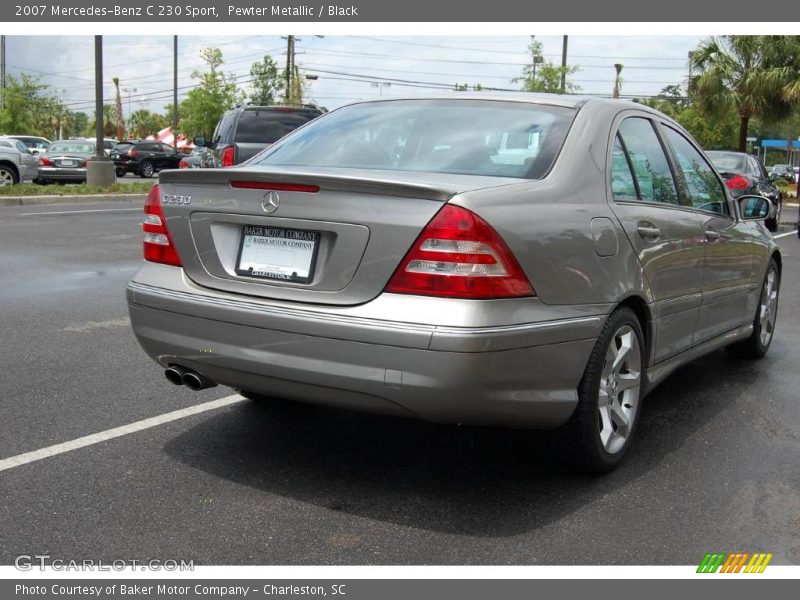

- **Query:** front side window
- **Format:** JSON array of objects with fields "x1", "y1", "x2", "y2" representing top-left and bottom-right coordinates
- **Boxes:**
[
  {"x1": 616, "y1": 118, "x2": 679, "y2": 205},
  {"x1": 254, "y1": 100, "x2": 576, "y2": 180},
  {"x1": 663, "y1": 127, "x2": 728, "y2": 216}
]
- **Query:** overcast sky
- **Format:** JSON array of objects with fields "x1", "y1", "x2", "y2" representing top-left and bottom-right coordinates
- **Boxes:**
[{"x1": 4, "y1": 35, "x2": 704, "y2": 115}]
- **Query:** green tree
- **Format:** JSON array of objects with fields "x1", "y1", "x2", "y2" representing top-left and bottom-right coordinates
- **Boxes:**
[
  {"x1": 179, "y1": 48, "x2": 243, "y2": 139},
  {"x1": 0, "y1": 74, "x2": 62, "y2": 137},
  {"x1": 85, "y1": 104, "x2": 119, "y2": 138},
  {"x1": 127, "y1": 109, "x2": 169, "y2": 139},
  {"x1": 67, "y1": 112, "x2": 89, "y2": 139},
  {"x1": 690, "y1": 35, "x2": 800, "y2": 151},
  {"x1": 249, "y1": 54, "x2": 284, "y2": 105},
  {"x1": 514, "y1": 37, "x2": 580, "y2": 94}
]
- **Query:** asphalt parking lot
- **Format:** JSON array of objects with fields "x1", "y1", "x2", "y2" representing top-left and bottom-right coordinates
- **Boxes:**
[{"x1": 0, "y1": 200, "x2": 798, "y2": 566}]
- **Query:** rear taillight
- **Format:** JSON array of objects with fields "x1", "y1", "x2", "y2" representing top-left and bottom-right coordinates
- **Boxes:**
[
  {"x1": 385, "y1": 204, "x2": 534, "y2": 299},
  {"x1": 129, "y1": 149, "x2": 139, "y2": 158},
  {"x1": 143, "y1": 185, "x2": 182, "y2": 267},
  {"x1": 79, "y1": 160, "x2": 87, "y2": 168},
  {"x1": 179, "y1": 159, "x2": 190, "y2": 169},
  {"x1": 39, "y1": 157, "x2": 52, "y2": 167},
  {"x1": 726, "y1": 175, "x2": 750, "y2": 190},
  {"x1": 221, "y1": 145, "x2": 236, "y2": 167}
]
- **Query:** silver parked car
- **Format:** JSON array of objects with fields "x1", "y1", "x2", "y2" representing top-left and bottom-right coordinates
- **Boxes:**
[
  {"x1": 127, "y1": 95, "x2": 781, "y2": 472},
  {"x1": 0, "y1": 137, "x2": 39, "y2": 184}
]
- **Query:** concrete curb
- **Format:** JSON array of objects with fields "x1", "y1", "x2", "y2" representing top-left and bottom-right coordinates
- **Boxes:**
[{"x1": 0, "y1": 193, "x2": 147, "y2": 207}]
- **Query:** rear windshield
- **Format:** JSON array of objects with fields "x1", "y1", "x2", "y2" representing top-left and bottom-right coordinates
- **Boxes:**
[
  {"x1": 49, "y1": 142, "x2": 95, "y2": 154},
  {"x1": 234, "y1": 109, "x2": 320, "y2": 144},
  {"x1": 253, "y1": 99, "x2": 576, "y2": 179},
  {"x1": 707, "y1": 152, "x2": 747, "y2": 172}
]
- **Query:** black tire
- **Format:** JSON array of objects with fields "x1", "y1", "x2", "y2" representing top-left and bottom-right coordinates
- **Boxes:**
[
  {"x1": 557, "y1": 307, "x2": 646, "y2": 474},
  {"x1": 766, "y1": 201, "x2": 780, "y2": 232},
  {"x1": 139, "y1": 160, "x2": 155, "y2": 178},
  {"x1": 115, "y1": 167, "x2": 126, "y2": 178},
  {"x1": 0, "y1": 165, "x2": 19, "y2": 186},
  {"x1": 727, "y1": 258, "x2": 780, "y2": 359}
]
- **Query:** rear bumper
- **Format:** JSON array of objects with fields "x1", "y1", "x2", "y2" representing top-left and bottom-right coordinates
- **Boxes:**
[
  {"x1": 37, "y1": 167, "x2": 86, "y2": 181},
  {"x1": 127, "y1": 263, "x2": 608, "y2": 428}
]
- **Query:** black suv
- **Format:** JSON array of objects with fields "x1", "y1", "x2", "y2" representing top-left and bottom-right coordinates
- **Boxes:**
[
  {"x1": 110, "y1": 140, "x2": 183, "y2": 178},
  {"x1": 195, "y1": 105, "x2": 323, "y2": 168}
]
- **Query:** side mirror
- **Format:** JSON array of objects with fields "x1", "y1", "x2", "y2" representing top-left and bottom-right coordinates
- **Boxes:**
[
  {"x1": 738, "y1": 195, "x2": 774, "y2": 221},
  {"x1": 193, "y1": 136, "x2": 206, "y2": 148}
]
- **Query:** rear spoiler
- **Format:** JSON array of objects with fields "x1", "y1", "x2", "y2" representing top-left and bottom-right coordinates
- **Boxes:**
[{"x1": 158, "y1": 167, "x2": 510, "y2": 202}]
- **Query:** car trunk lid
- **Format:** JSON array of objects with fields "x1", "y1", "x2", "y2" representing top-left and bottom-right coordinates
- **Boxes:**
[{"x1": 158, "y1": 166, "x2": 519, "y2": 305}]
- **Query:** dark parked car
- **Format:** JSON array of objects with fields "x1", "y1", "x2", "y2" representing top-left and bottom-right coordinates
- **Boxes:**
[
  {"x1": 110, "y1": 140, "x2": 182, "y2": 178},
  {"x1": 35, "y1": 139, "x2": 95, "y2": 183},
  {"x1": 195, "y1": 105, "x2": 323, "y2": 168},
  {"x1": 706, "y1": 151, "x2": 782, "y2": 232}
]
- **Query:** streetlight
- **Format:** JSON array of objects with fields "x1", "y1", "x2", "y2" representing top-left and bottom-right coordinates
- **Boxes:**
[
  {"x1": 370, "y1": 82, "x2": 391, "y2": 97},
  {"x1": 122, "y1": 87, "x2": 138, "y2": 117}
]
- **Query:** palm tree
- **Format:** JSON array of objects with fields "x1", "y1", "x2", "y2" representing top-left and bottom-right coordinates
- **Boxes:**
[
  {"x1": 612, "y1": 64, "x2": 623, "y2": 98},
  {"x1": 112, "y1": 77, "x2": 125, "y2": 141},
  {"x1": 690, "y1": 36, "x2": 800, "y2": 152}
]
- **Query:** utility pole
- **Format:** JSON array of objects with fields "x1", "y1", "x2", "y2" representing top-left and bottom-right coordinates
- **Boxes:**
[
  {"x1": 284, "y1": 35, "x2": 295, "y2": 104},
  {"x1": 560, "y1": 35, "x2": 568, "y2": 94},
  {"x1": 1, "y1": 35, "x2": 6, "y2": 111},
  {"x1": 173, "y1": 35, "x2": 178, "y2": 148},
  {"x1": 87, "y1": 36, "x2": 114, "y2": 185}
]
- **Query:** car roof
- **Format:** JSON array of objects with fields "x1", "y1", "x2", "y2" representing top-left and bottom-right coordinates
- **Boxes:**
[{"x1": 332, "y1": 92, "x2": 658, "y2": 112}]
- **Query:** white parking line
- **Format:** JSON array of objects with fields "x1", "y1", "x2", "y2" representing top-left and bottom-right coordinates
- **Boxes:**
[
  {"x1": 774, "y1": 231, "x2": 796, "y2": 239},
  {"x1": 0, "y1": 395, "x2": 246, "y2": 473},
  {"x1": 19, "y1": 208, "x2": 141, "y2": 216}
]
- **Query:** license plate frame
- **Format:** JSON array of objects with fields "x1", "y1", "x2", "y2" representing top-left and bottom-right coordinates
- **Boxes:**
[{"x1": 235, "y1": 224, "x2": 320, "y2": 284}]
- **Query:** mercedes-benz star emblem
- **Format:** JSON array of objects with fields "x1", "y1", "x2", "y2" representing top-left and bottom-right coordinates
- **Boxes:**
[{"x1": 261, "y1": 191, "x2": 280, "y2": 214}]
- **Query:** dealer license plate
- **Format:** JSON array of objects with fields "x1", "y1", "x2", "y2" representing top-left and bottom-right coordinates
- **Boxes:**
[{"x1": 235, "y1": 225, "x2": 320, "y2": 283}]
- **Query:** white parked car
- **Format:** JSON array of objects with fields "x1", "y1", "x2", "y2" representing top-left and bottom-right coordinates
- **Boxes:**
[{"x1": 0, "y1": 137, "x2": 39, "y2": 185}]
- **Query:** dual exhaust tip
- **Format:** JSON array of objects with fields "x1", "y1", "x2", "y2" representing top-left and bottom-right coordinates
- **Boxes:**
[{"x1": 164, "y1": 366, "x2": 217, "y2": 391}]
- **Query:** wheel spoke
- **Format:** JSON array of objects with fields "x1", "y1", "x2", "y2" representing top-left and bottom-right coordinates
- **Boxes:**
[
  {"x1": 611, "y1": 331, "x2": 633, "y2": 374},
  {"x1": 598, "y1": 406, "x2": 613, "y2": 447},
  {"x1": 617, "y1": 371, "x2": 640, "y2": 392},
  {"x1": 609, "y1": 402, "x2": 630, "y2": 438}
]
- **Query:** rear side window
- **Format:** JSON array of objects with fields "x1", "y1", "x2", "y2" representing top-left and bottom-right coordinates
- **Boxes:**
[
  {"x1": 662, "y1": 126, "x2": 728, "y2": 216},
  {"x1": 610, "y1": 135, "x2": 638, "y2": 200},
  {"x1": 255, "y1": 100, "x2": 576, "y2": 180},
  {"x1": 616, "y1": 118, "x2": 679, "y2": 205},
  {"x1": 234, "y1": 110, "x2": 319, "y2": 144},
  {"x1": 216, "y1": 112, "x2": 237, "y2": 144}
]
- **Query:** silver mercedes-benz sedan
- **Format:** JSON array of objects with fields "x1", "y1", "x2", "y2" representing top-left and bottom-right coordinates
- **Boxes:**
[{"x1": 127, "y1": 94, "x2": 781, "y2": 472}]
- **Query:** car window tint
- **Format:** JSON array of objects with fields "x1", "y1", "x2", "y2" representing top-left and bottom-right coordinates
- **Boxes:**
[
  {"x1": 0, "y1": 141, "x2": 12, "y2": 148},
  {"x1": 663, "y1": 127, "x2": 728, "y2": 216},
  {"x1": 617, "y1": 118, "x2": 679, "y2": 205},
  {"x1": 234, "y1": 110, "x2": 319, "y2": 144},
  {"x1": 14, "y1": 140, "x2": 30, "y2": 153},
  {"x1": 610, "y1": 135, "x2": 638, "y2": 200}
]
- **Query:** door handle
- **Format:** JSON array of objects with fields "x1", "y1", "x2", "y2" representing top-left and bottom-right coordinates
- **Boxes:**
[
  {"x1": 637, "y1": 223, "x2": 661, "y2": 241},
  {"x1": 705, "y1": 228, "x2": 721, "y2": 242}
]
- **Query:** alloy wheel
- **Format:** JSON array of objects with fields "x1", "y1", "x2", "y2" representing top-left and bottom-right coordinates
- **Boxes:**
[
  {"x1": 598, "y1": 325, "x2": 642, "y2": 454},
  {"x1": 0, "y1": 169, "x2": 15, "y2": 186},
  {"x1": 759, "y1": 269, "x2": 778, "y2": 347}
]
